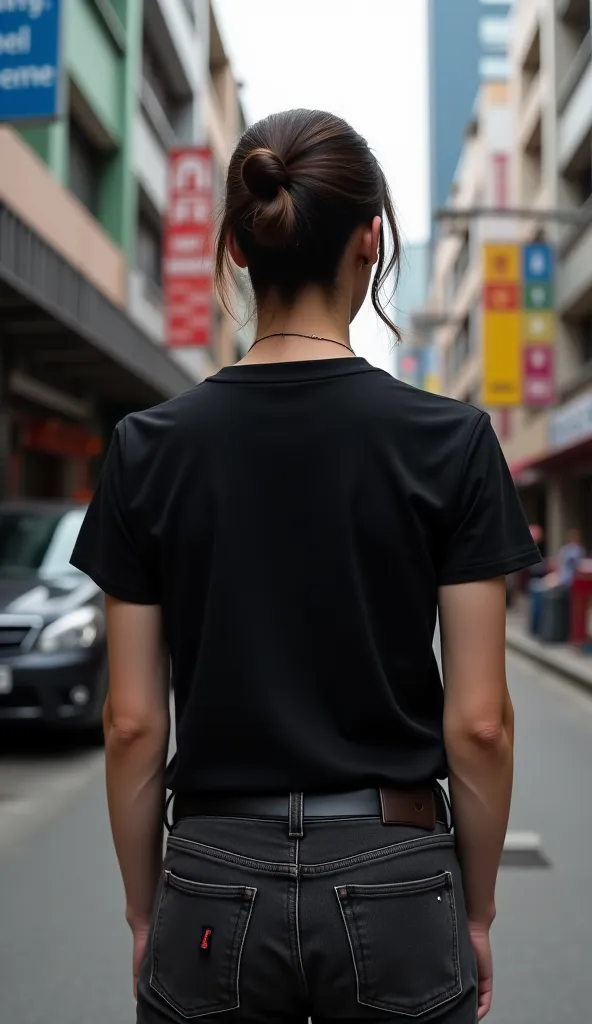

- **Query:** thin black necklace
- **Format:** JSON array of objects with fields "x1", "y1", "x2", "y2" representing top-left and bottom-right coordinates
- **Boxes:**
[{"x1": 250, "y1": 332, "x2": 354, "y2": 354}]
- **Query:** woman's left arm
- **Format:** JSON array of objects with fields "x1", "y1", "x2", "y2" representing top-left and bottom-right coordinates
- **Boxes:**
[{"x1": 103, "y1": 596, "x2": 170, "y2": 940}]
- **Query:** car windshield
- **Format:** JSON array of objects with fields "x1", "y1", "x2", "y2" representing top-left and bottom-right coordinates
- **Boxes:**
[{"x1": 0, "y1": 510, "x2": 86, "y2": 579}]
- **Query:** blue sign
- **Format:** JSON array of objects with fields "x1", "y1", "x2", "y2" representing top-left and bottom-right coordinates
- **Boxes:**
[
  {"x1": 523, "y1": 243, "x2": 554, "y2": 283},
  {"x1": 0, "y1": 1, "x2": 62, "y2": 123}
]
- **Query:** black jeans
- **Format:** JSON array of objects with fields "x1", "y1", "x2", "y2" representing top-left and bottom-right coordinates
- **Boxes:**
[{"x1": 137, "y1": 814, "x2": 478, "y2": 1023}]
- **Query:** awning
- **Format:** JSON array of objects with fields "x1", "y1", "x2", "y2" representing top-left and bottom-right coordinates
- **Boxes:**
[
  {"x1": 0, "y1": 202, "x2": 196, "y2": 407},
  {"x1": 511, "y1": 435, "x2": 592, "y2": 484}
]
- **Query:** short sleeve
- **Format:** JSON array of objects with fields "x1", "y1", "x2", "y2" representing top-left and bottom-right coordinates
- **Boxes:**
[
  {"x1": 70, "y1": 422, "x2": 160, "y2": 603},
  {"x1": 438, "y1": 413, "x2": 542, "y2": 585}
]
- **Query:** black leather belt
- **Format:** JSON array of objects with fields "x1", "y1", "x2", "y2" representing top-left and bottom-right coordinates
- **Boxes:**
[{"x1": 172, "y1": 786, "x2": 449, "y2": 831}]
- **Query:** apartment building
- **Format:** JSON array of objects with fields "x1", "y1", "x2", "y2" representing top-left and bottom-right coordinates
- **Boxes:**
[
  {"x1": 428, "y1": 0, "x2": 515, "y2": 221},
  {"x1": 426, "y1": 0, "x2": 592, "y2": 557},
  {"x1": 130, "y1": 0, "x2": 252, "y2": 381},
  {"x1": 501, "y1": 0, "x2": 592, "y2": 552},
  {"x1": 0, "y1": 0, "x2": 246, "y2": 500},
  {"x1": 428, "y1": 81, "x2": 514, "y2": 407}
]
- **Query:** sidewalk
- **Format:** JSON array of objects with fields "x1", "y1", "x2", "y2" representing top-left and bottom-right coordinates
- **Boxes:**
[{"x1": 506, "y1": 606, "x2": 592, "y2": 694}]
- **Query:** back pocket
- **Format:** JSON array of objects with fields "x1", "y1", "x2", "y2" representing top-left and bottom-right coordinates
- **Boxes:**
[
  {"x1": 150, "y1": 870, "x2": 256, "y2": 1019},
  {"x1": 335, "y1": 871, "x2": 461, "y2": 1017}
]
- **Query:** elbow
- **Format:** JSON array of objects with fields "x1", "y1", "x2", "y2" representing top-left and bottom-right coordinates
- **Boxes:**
[
  {"x1": 461, "y1": 720, "x2": 509, "y2": 750},
  {"x1": 446, "y1": 703, "x2": 514, "y2": 762},
  {"x1": 106, "y1": 714, "x2": 168, "y2": 753}
]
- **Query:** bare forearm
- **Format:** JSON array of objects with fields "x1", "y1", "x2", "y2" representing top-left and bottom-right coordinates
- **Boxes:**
[
  {"x1": 446, "y1": 712, "x2": 514, "y2": 926},
  {"x1": 105, "y1": 717, "x2": 169, "y2": 927}
]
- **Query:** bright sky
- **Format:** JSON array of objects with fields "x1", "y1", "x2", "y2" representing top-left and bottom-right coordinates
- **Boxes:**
[{"x1": 212, "y1": 0, "x2": 430, "y2": 372}]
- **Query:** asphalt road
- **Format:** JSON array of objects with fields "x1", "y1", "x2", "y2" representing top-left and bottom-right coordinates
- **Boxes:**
[{"x1": 0, "y1": 651, "x2": 591, "y2": 1024}]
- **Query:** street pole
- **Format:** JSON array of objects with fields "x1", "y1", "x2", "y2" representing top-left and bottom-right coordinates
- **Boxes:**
[{"x1": 434, "y1": 204, "x2": 592, "y2": 227}]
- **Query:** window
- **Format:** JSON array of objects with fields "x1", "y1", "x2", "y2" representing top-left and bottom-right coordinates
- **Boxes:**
[
  {"x1": 0, "y1": 510, "x2": 85, "y2": 578},
  {"x1": 68, "y1": 119, "x2": 102, "y2": 216},
  {"x1": 137, "y1": 210, "x2": 163, "y2": 289},
  {"x1": 444, "y1": 320, "x2": 471, "y2": 389},
  {"x1": 579, "y1": 317, "x2": 592, "y2": 364},
  {"x1": 480, "y1": 55, "x2": 510, "y2": 79},
  {"x1": 452, "y1": 235, "x2": 470, "y2": 296},
  {"x1": 479, "y1": 16, "x2": 510, "y2": 51},
  {"x1": 142, "y1": 34, "x2": 178, "y2": 126}
]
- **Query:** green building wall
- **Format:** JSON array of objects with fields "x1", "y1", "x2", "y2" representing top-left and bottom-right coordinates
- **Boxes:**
[{"x1": 19, "y1": 0, "x2": 141, "y2": 260}]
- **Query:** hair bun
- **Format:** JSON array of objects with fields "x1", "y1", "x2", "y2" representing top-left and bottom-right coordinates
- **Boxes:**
[{"x1": 241, "y1": 148, "x2": 289, "y2": 201}]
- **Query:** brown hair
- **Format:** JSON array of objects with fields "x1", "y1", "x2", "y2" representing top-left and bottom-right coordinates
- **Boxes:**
[{"x1": 215, "y1": 109, "x2": 402, "y2": 339}]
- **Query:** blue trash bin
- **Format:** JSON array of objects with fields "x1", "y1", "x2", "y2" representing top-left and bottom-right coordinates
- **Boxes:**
[{"x1": 529, "y1": 580, "x2": 545, "y2": 636}]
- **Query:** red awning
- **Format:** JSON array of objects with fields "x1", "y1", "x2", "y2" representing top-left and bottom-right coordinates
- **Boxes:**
[{"x1": 511, "y1": 436, "x2": 592, "y2": 483}]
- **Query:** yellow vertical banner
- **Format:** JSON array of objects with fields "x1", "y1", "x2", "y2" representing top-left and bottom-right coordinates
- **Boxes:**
[
  {"x1": 482, "y1": 244, "x2": 521, "y2": 407},
  {"x1": 482, "y1": 313, "x2": 521, "y2": 406}
]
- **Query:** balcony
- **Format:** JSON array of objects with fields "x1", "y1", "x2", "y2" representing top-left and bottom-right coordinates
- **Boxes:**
[
  {"x1": 133, "y1": 110, "x2": 168, "y2": 217},
  {"x1": 0, "y1": 128, "x2": 125, "y2": 306},
  {"x1": 143, "y1": 0, "x2": 199, "y2": 96},
  {"x1": 557, "y1": 218, "x2": 592, "y2": 315},
  {"x1": 558, "y1": 31, "x2": 591, "y2": 114},
  {"x1": 140, "y1": 75, "x2": 177, "y2": 151},
  {"x1": 518, "y1": 70, "x2": 545, "y2": 150},
  {"x1": 558, "y1": 35, "x2": 592, "y2": 174},
  {"x1": 557, "y1": 0, "x2": 591, "y2": 23}
]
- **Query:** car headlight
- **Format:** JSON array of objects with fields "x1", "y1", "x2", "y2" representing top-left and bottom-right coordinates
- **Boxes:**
[{"x1": 36, "y1": 606, "x2": 105, "y2": 653}]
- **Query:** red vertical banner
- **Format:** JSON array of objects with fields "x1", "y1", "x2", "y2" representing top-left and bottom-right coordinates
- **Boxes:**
[
  {"x1": 164, "y1": 148, "x2": 214, "y2": 347},
  {"x1": 492, "y1": 153, "x2": 509, "y2": 209}
]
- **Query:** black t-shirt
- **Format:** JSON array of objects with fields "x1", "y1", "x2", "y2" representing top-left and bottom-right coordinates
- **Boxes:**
[{"x1": 71, "y1": 358, "x2": 541, "y2": 793}]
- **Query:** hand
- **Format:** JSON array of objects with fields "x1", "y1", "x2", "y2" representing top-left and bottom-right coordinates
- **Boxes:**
[
  {"x1": 131, "y1": 921, "x2": 151, "y2": 1000},
  {"x1": 468, "y1": 921, "x2": 493, "y2": 1020}
]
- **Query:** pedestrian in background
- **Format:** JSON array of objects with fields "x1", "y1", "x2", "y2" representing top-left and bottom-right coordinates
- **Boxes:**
[
  {"x1": 71, "y1": 109, "x2": 541, "y2": 1023},
  {"x1": 551, "y1": 528, "x2": 585, "y2": 589}
]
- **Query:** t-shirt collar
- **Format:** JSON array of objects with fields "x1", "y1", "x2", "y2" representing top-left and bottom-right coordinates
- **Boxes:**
[{"x1": 208, "y1": 357, "x2": 376, "y2": 384}]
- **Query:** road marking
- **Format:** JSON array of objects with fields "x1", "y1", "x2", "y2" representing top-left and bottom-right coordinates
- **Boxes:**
[
  {"x1": 504, "y1": 830, "x2": 543, "y2": 852},
  {"x1": 502, "y1": 830, "x2": 550, "y2": 868}
]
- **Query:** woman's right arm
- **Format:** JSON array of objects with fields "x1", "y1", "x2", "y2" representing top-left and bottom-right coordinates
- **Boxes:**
[{"x1": 438, "y1": 576, "x2": 514, "y2": 1020}]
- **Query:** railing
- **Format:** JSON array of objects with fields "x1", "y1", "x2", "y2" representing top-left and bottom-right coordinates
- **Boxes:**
[
  {"x1": 140, "y1": 77, "x2": 178, "y2": 151},
  {"x1": 0, "y1": 203, "x2": 194, "y2": 400},
  {"x1": 558, "y1": 194, "x2": 592, "y2": 257}
]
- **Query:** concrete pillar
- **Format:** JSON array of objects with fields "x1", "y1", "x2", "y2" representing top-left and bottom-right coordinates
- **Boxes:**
[{"x1": 546, "y1": 471, "x2": 580, "y2": 554}]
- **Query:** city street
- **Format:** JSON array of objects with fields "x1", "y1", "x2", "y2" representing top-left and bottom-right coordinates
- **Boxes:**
[{"x1": 1, "y1": 651, "x2": 591, "y2": 1024}]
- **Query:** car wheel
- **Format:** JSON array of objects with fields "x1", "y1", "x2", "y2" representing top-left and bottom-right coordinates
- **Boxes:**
[{"x1": 78, "y1": 660, "x2": 109, "y2": 745}]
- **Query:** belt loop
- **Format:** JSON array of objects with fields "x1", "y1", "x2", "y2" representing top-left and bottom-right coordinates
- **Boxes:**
[
  {"x1": 288, "y1": 792, "x2": 304, "y2": 838},
  {"x1": 164, "y1": 791, "x2": 174, "y2": 834}
]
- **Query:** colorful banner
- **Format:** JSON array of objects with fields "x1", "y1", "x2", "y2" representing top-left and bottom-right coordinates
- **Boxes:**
[
  {"x1": 398, "y1": 347, "x2": 440, "y2": 394},
  {"x1": 521, "y1": 243, "x2": 555, "y2": 407},
  {"x1": 481, "y1": 242, "x2": 555, "y2": 407},
  {"x1": 0, "y1": 1, "x2": 63, "y2": 123},
  {"x1": 164, "y1": 148, "x2": 214, "y2": 347}
]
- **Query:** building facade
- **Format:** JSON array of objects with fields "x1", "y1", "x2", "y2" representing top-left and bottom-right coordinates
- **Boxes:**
[
  {"x1": 394, "y1": 242, "x2": 431, "y2": 388},
  {"x1": 429, "y1": 0, "x2": 514, "y2": 218},
  {"x1": 426, "y1": 0, "x2": 592, "y2": 558},
  {"x1": 429, "y1": 80, "x2": 515, "y2": 408},
  {"x1": 130, "y1": 0, "x2": 252, "y2": 382},
  {"x1": 0, "y1": 0, "x2": 246, "y2": 501},
  {"x1": 506, "y1": 0, "x2": 592, "y2": 554}
]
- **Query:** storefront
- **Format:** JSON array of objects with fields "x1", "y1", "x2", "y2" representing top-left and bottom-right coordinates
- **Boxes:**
[
  {"x1": 0, "y1": 202, "x2": 194, "y2": 501},
  {"x1": 512, "y1": 391, "x2": 592, "y2": 555}
]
